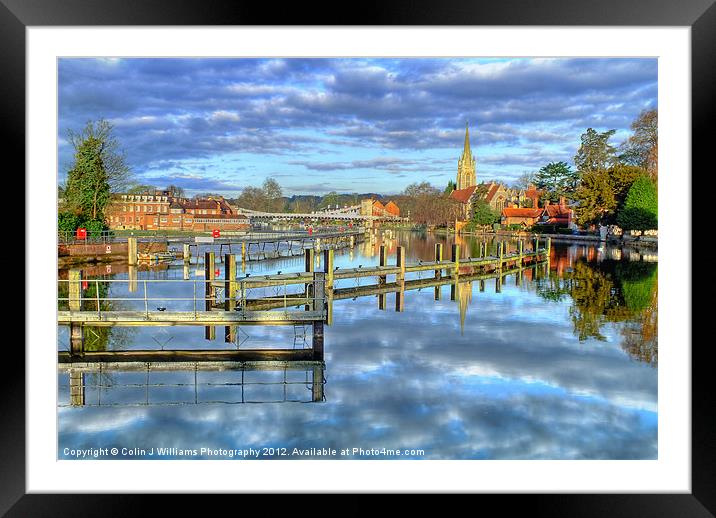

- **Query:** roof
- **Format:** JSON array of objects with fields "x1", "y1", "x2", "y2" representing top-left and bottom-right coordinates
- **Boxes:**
[
  {"x1": 501, "y1": 208, "x2": 543, "y2": 218},
  {"x1": 544, "y1": 204, "x2": 571, "y2": 218},
  {"x1": 384, "y1": 201, "x2": 400, "y2": 215},
  {"x1": 372, "y1": 200, "x2": 385, "y2": 209},
  {"x1": 448, "y1": 185, "x2": 477, "y2": 204},
  {"x1": 486, "y1": 183, "x2": 501, "y2": 202}
]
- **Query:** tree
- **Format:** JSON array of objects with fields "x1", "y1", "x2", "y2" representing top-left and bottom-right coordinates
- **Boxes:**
[
  {"x1": 236, "y1": 186, "x2": 267, "y2": 211},
  {"x1": 319, "y1": 191, "x2": 341, "y2": 210},
  {"x1": 67, "y1": 119, "x2": 131, "y2": 192},
  {"x1": 573, "y1": 164, "x2": 646, "y2": 227},
  {"x1": 619, "y1": 109, "x2": 658, "y2": 181},
  {"x1": 444, "y1": 180, "x2": 457, "y2": 194},
  {"x1": 512, "y1": 171, "x2": 536, "y2": 191},
  {"x1": 262, "y1": 178, "x2": 284, "y2": 212},
  {"x1": 63, "y1": 119, "x2": 131, "y2": 226},
  {"x1": 534, "y1": 161, "x2": 578, "y2": 202},
  {"x1": 471, "y1": 199, "x2": 500, "y2": 226},
  {"x1": 574, "y1": 128, "x2": 617, "y2": 175},
  {"x1": 399, "y1": 182, "x2": 458, "y2": 226},
  {"x1": 65, "y1": 135, "x2": 110, "y2": 221},
  {"x1": 165, "y1": 184, "x2": 185, "y2": 197},
  {"x1": 572, "y1": 170, "x2": 615, "y2": 226},
  {"x1": 126, "y1": 183, "x2": 156, "y2": 194},
  {"x1": 616, "y1": 176, "x2": 658, "y2": 231}
]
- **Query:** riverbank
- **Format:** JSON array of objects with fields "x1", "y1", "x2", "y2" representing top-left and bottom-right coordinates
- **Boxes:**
[{"x1": 427, "y1": 228, "x2": 657, "y2": 249}]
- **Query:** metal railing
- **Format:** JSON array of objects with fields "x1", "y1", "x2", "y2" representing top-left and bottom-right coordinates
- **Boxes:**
[{"x1": 58, "y1": 276, "x2": 326, "y2": 319}]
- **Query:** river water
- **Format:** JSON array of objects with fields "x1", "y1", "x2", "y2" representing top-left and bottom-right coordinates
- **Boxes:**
[{"x1": 58, "y1": 231, "x2": 657, "y2": 460}]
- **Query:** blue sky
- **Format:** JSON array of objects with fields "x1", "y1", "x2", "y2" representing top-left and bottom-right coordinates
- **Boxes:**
[{"x1": 58, "y1": 57, "x2": 657, "y2": 197}]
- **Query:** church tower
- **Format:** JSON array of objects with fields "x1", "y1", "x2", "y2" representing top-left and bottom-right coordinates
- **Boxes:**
[{"x1": 456, "y1": 122, "x2": 476, "y2": 190}]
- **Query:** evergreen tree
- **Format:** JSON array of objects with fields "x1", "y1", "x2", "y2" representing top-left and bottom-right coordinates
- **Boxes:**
[
  {"x1": 65, "y1": 136, "x2": 110, "y2": 221},
  {"x1": 574, "y1": 128, "x2": 617, "y2": 174},
  {"x1": 617, "y1": 176, "x2": 658, "y2": 230},
  {"x1": 534, "y1": 161, "x2": 577, "y2": 202}
]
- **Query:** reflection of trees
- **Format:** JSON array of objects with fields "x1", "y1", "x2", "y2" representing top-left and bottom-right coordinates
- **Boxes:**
[
  {"x1": 620, "y1": 272, "x2": 658, "y2": 366},
  {"x1": 58, "y1": 274, "x2": 135, "y2": 352},
  {"x1": 536, "y1": 258, "x2": 658, "y2": 365}
]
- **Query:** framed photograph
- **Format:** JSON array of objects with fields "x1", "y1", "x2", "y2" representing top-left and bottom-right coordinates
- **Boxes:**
[{"x1": 6, "y1": 0, "x2": 709, "y2": 511}]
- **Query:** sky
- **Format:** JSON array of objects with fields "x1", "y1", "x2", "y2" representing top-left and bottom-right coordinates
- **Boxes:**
[{"x1": 58, "y1": 57, "x2": 657, "y2": 197}]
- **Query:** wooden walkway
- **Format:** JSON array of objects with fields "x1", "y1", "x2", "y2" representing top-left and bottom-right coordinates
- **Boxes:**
[{"x1": 58, "y1": 238, "x2": 550, "y2": 361}]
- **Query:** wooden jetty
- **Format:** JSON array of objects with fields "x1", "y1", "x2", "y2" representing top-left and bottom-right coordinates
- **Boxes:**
[{"x1": 58, "y1": 237, "x2": 550, "y2": 362}]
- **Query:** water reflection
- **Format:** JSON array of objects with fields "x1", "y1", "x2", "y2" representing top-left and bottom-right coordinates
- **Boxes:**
[{"x1": 58, "y1": 231, "x2": 657, "y2": 459}]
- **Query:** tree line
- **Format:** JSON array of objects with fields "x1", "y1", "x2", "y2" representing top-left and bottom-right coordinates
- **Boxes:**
[{"x1": 516, "y1": 109, "x2": 658, "y2": 230}]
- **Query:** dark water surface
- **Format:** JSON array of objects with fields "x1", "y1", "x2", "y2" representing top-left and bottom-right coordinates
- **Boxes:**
[{"x1": 58, "y1": 231, "x2": 657, "y2": 459}]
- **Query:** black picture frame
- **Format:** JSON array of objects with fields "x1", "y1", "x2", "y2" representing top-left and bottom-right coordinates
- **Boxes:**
[{"x1": 4, "y1": 0, "x2": 708, "y2": 511}]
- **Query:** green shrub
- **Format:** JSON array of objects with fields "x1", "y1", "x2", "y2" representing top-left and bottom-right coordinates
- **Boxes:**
[
  {"x1": 58, "y1": 212, "x2": 82, "y2": 233},
  {"x1": 617, "y1": 176, "x2": 657, "y2": 231}
]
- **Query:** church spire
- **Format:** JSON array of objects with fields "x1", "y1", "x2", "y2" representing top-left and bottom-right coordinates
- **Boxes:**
[
  {"x1": 456, "y1": 121, "x2": 476, "y2": 190},
  {"x1": 462, "y1": 121, "x2": 471, "y2": 160}
]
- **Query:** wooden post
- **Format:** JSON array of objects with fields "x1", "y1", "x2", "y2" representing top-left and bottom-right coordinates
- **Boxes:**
[
  {"x1": 69, "y1": 370, "x2": 85, "y2": 407},
  {"x1": 396, "y1": 246, "x2": 405, "y2": 282},
  {"x1": 183, "y1": 243, "x2": 191, "y2": 264},
  {"x1": 312, "y1": 364, "x2": 324, "y2": 402},
  {"x1": 128, "y1": 264, "x2": 137, "y2": 293},
  {"x1": 204, "y1": 251, "x2": 215, "y2": 340},
  {"x1": 378, "y1": 245, "x2": 387, "y2": 286},
  {"x1": 496, "y1": 272, "x2": 502, "y2": 293},
  {"x1": 224, "y1": 254, "x2": 237, "y2": 343},
  {"x1": 128, "y1": 237, "x2": 137, "y2": 266},
  {"x1": 534, "y1": 236, "x2": 540, "y2": 254},
  {"x1": 518, "y1": 239, "x2": 524, "y2": 266},
  {"x1": 450, "y1": 244, "x2": 460, "y2": 301},
  {"x1": 395, "y1": 246, "x2": 405, "y2": 312},
  {"x1": 434, "y1": 243, "x2": 443, "y2": 279},
  {"x1": 312, "y1": 272, "x2": 325, "y2": 360},
  {"x1": 241, "y1": 241, "x2": 247, "y2": 264},
  {"x1": 68, "y1": 270, "x2": 82, "y2": 311},
  {"x1": 305, "y1": 249, "x2": 314, "y2": 311},
  {"x1": 479, "y1": 279, "x2": 485, "y2": 292},
  {"x1": 70, "y1": 324, "x2": 84, "y2": 356},
  {"x1": 451, "y1": 243, "x2": 460, "y2": 273},
  {"x1": 498, "y1": 241, "x2": 504, "y2": 268},
  {"x1": 323, "y1": 249, "x2": 334, "y2": 290}
]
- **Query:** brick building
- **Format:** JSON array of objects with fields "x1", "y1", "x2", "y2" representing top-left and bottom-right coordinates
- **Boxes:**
[{"x1": 106, "y1": 190, "x2": 250, "y2": 232}]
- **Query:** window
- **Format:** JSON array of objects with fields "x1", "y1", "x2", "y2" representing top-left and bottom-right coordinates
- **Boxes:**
[
  {"x1": 161, "y1": 217, "x2": 168, "y2": 223},
  {"x1": 148, "y1": 206, "x2": 153, "y2": 212}
]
